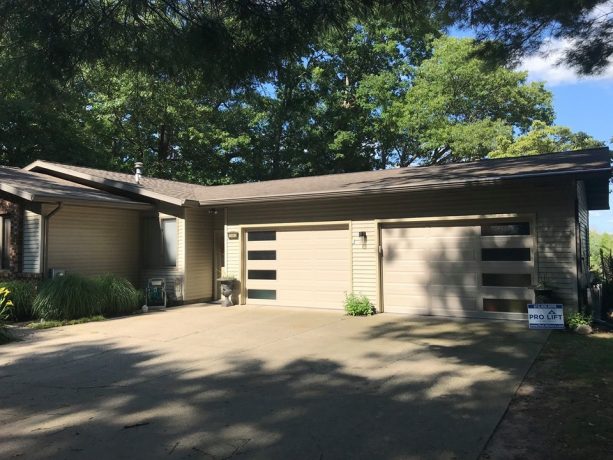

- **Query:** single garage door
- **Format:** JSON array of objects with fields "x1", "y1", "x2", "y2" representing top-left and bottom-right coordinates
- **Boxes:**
[
  {"x1": 382, "y1": 225, "x2": 480, "y2": 315},
  {"x1": 245, "y1": 226, "x2": 350, "y2": 309},
  {"x1": 382, "y1": 221, "x2": 535, "y2": 316}
]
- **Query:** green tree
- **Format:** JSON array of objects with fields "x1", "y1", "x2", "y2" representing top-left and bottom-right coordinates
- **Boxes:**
[
  {"x1": 399, "y1": 37, "x2": 553, "y2": 164},
  {"x1": 590, "y1": 230, "x2": 613, "y2": 274},
  {"x1": 489, "y1": 121, "x2": 606, "y2": 158}
]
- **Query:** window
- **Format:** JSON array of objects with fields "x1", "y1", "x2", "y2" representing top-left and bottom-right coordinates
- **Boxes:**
[
  {"x1": 248, "y1": 231, "x2": 276, "y2": 241},
  {"x1": 482, "y1": 273, "x2": 532, "y2": 287},
  {"x1": 247, "y1": 289, "x2": 277, "y2": 300},
  {"x1": 482, "y1": 248, "x2": 531, "y2": 261},
  {"x1": 143, "y1": 217, "x2": 177, "y2": 268},
  {"x1": 0, "y1": 216, "x2": 10, "y2": 270},
  {"x1": 248, "y1": 250, "x2": 276, "y2": 260},
  {"x1": 248, "y1": 270, "x2": 277, "y2": 280},
  {"x1": 161, "y1": 219, "x2": 177, "y2": 266},
  {"x1": 481, "y1": 222, "x2": 530, "y2": 236},
  {"x1": 483, "y1": 298, "x2": 530, "y2": 313}
]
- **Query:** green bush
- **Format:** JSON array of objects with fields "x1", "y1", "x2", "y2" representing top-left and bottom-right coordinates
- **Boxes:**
[
  {"x1": 0, "y1": 281, "x2": 37, "y2": 321},
  {"x1": 0, "y1": 286, "x2": 14, "y2": 343},
  {"x1": 344, "y1": 293, "x2": 374, "y2": 316},
  {"x1": 33, "y1": 274, "x2": 101, "y2": 320},
  {"x1": 95, "y1": 274, "x2": 141, "y2": 317},
  {"x1": 567, "y1": 311, "x2": 592, "y2": 330}
]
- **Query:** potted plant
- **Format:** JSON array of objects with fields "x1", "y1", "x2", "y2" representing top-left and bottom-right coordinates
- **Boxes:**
[
  {"x1": 533, "y1": 280, "x2": 555, "y2": 303},
  {"x1": 216, "y1": 271, "x2": 237, "y2": 307}
]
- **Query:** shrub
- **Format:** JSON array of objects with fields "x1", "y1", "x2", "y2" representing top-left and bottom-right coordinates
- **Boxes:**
[
  {"x1": 95, "y1": 274, "x2": 141, "y2": 317},
  {"x1": 33, "y1": 274, "x2": 101, "y2": 320},
  {"x1": 0, "y1": 281, "x2": 37, "y2": 321},
  {"x1": 0, "y1": 287, "x2": 14, "y2": 343},
  {"x1": 567, "y1": 311, "x2": 592, "y2": 330},
  {"x1": 344, "y1": 293, "x2": 374, "y2": 316}
]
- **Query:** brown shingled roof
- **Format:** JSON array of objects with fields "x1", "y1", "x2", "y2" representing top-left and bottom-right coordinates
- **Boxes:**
[
  {"x1": 25, "y1": 148, "x2": 611, "y2": 208},
  {"x1": 0, "y1": 167, "x2": 150, "y2": 209}
]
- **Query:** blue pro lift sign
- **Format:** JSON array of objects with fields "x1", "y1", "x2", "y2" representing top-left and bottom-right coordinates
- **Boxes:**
[{"x1": 527, "y1": 304, "x2": 565, "y2": 329}]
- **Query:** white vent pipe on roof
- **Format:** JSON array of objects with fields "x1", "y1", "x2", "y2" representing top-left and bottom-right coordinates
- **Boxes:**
[{"x1": 134, "y1": 162, "x2": 144, "y2": 184}]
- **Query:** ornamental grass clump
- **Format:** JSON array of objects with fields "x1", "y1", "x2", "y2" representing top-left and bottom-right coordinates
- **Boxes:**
[
  {"x1": 33, "y1": 274, "x2": 101, "y2": 320},
  {"x1": 95, "y1": 274, "x2": 141, "y2": 317},
  {"x1": 0, "y1": 281, "x2": 37, "y2": 321},
  {"x1": 344, "y1": 293, "x2": 375, "y2": 316}
]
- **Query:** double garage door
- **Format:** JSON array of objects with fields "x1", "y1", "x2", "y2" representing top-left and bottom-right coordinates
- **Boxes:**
[
  {"x1": 245, "y1": 226, "x2": 350, "y2": 309},
  {"x1": 244, "y1": 220, "x2": 534, "y2": 316}
]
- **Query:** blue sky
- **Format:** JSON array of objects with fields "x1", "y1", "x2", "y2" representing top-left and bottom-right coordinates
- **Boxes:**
[
  {"x1": 518, "y1": 50, "x2": 613, "y2": 233},
  {"x1": 553, "y1": 81, "x2": 612, "y2": 233}
]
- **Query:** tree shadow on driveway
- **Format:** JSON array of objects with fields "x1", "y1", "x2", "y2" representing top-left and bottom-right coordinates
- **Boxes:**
[{"x1": 0, "y1": 317, "x2": 548, "y2": 459}]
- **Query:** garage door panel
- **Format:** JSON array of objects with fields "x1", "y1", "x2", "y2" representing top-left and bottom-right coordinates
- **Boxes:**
[
  {"x1": 430, "y1": 272, "x2": 479, "y2": 287},
  {"x1": 430, "y1": 295, "x2": 479, "y2": 311},
  {"x1": 382, "y1": 225, "x2": 480, "y2": 314},
  {"x1": 384, "y1": 294, "x2": 431, "y2": 311},
  {"x1": 246, "y1": 227, "x2": 350, "y2": 309}
]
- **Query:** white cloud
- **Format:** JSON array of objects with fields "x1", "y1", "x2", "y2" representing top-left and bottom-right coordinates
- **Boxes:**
[{"x1": 518, "y1": 38, "x2": 613, "y2": 86}]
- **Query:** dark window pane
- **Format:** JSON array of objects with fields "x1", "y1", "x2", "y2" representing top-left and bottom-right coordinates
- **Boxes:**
[
  {"x1": 248, "y1": 270, "x2": 277, "y2": 280},
  {"x1": 482, "y1": 248, "x2": 531, "y2": 261},
  {"x1": 483, "y1": 298, "x2": 530, "y2": 313},
  {"x1": 481, "y1": 222, "x2": 530, "y2": 236},
  {"x1": 1, "y1": 217, "x2": 9, "y2": 269},
  {"x1": 247, "y1": 289, "x2": 277, "y2": 300},
  {"x1": 482, "y1": 273, "x2": 532, "y2": 287},
  {"x1": 143, "y1": 218, "x2": 162, "y2": 268},
  {"x1": 248, "y1": 250, "x2": 276, "y2": 260},
  {"x1": 248, "y1": 231, "x2": 276, "y2": 241}
]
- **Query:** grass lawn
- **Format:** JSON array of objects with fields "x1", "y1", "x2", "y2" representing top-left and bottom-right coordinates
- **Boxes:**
[
  {"x1": 26, "y1": 315, "x2": 106, "y2": 330},
  {"x1": 481, "y1": 329, "x2": 613, "y2": 459}
]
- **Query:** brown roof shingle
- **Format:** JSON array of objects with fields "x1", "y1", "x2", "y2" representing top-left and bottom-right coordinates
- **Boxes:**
[
  {"x1": 25, "y1": 148, "x2": 611, "y2": 207},
  {"x1": 0, "y1": 167, "x2": 150, "y2": 209}
]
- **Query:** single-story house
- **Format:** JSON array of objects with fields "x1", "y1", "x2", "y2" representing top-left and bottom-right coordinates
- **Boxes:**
[{"x1": 0, "y1": 147, "x2": 610, "y2": 319}]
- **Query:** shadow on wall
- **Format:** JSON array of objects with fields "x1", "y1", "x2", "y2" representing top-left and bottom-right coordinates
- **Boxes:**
[
  {"x1": 0, "y1": 319, "x2": 544, "y2": 460},
  {"x1": 381, "y1": 220, "x2": 579, "y2": 317}
]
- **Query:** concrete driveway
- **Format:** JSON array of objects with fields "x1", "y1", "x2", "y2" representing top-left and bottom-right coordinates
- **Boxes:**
[{"x1": 0, "y1": 305, "x2": 548, "y2": 459}]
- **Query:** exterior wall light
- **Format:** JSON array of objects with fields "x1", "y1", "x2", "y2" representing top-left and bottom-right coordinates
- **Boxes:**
[{"x1": 358, "y1": 231, "x2": 367, "y2": 243}]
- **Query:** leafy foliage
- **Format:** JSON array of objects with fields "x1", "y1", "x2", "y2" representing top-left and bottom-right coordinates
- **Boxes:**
[
  {"x1": 454, "y1": 0, "x2": 613, "y2": 75},
  {"x1": 0, "y1": 11, "x2": 605, "y2": 182},
  {"x1": 589, "y1": 230, "x2": 613, "y2": 276},
  {"x1": 566, "y1": 311, "x2": 592, "y2": 329},
  {"x1": 344, "y1": 293, "x2": 375, "y2": 316},
  {"x1": 0, "y1": 281, "x2": 37, "y2": 321},
  {"x1": 33, "y1": 274, "x2": 101, "y2": 320},
  {"x1": 0, "y1": 286, "x2": 14, "y2": 343},
  {"x1": 490, "y1": 121, "x2": 605, "y2": 158},
  {"x1": 95, "y1": 274, "x2": 142, "y2": 317}
]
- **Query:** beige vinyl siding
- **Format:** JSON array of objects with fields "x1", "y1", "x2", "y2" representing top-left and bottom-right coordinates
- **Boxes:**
[
  {"x1": 225, "y1": 225, "x2": 241, "y2": 279},
  {"x1": 22, "y1": 210, "x2": 42, "y2": 273},
  {"x1": 46, "y1": 205, "x2": 140, "y2": 285},
  {"x1": 351, "y1": 221, "x2": 377, "y2": 302},
  {"x1": 183, "y1": 207, "x2": 214, "y2": 301},
  {"x1": 141, "y1": 213, "x2": 185, "y2": 301},
  {"x1": 227, "y1": 177, "x2": 579, "y2": 310}
]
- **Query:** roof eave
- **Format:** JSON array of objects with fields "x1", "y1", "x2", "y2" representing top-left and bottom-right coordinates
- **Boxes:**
[
  {"x1": 198, "y1": 166, "x2": 613, "y2": 207},
  {"x1": 25, "y1": 161, "x2": 188, "y2": 207}
]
